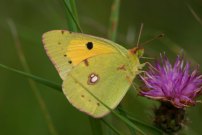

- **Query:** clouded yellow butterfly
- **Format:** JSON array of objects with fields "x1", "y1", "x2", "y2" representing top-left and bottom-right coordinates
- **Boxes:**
[{"x1": 42, "y1": 30, "x2": 144, "y2": 118}]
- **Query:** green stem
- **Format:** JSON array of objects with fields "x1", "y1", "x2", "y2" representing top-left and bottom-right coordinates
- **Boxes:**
[{"x1": 108, "y1": 0, "x2": 121, "y2": 41}]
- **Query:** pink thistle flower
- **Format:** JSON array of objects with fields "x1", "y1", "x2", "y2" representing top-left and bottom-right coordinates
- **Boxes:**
[{"x1": 140, "y1": 54, "x2": 202, "y2": 108}]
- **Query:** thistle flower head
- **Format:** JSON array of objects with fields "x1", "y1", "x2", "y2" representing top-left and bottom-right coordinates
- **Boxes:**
[{"x1": 140, "y1": 54, "x2": 202, "y2": 108}]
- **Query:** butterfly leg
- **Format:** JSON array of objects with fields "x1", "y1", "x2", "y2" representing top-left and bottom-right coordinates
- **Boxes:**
[{"x1": 138, "y1": 63, "x2": 146, "y2": 70}]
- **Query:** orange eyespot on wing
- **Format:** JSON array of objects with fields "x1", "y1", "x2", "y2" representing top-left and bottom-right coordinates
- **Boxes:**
[{"x1": 66, "y1": 39, "x2": 117, "y2": 66}]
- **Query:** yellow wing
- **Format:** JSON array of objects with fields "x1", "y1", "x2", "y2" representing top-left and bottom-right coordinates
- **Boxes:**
[
  {"x1": 62, "y1": 53, "x2": 135, "y2": 118},
  {"x1": 42, "y1": 30, "x2": 124, "y2": 80},
  {"x1": 67, "y1": 39, "x2": 116, "y2": 65}
]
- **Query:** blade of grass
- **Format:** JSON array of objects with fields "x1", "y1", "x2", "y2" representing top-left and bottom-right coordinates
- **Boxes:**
[
  {"x1": 186, "y1": 3, "x2": 202, "y2": 26},
  {"x1": 0, "y1": 63, "x2": 61, "y2": 91},
  {"x1": 127, "y1": 116, "x2": 163, "y2": 135},
  {"x1": 63, "y1": 0, "x2": 76, "y2": 31},
  {"x1": 117, "y1": 105, "x2": 137, "y2": 135},
  {"x1": 69, "y1": 0, "x2": 79, "y2": 22},
  {"x1": 101, "y1": 119, "x2": 123, "y2": 135},
  {"x1": 63, "y1": 0, "x2": 83, "y2": 32},
  {"x1": 117, "y1": 107, "x2": 163, "y2": 135},
  {"x1": 185, "y1": 4, "x2": 202, "y2": 64},
  {"x1": 7, "y1": 19, "x2": 59, "y2": 135},
  {"x1": 69, "y1": 74, "x2": 146, "y2": 135},
  {"x1": 108, "y1": 0, "x2": 121, "y2": 41},
  {"x1": 89, "y1": 117, "x2": 103, "y2": 135}
]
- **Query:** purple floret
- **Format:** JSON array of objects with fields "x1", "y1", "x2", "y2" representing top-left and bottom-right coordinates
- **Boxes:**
[{"x1": 140, "y1": 54, "x2": 202, "y2": 108}]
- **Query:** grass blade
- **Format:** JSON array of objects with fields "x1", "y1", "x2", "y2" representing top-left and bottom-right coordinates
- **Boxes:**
[
  {"x1": 127, "y1": 116, "x2": 163, "y2": 135},
  {"x1": 108, "y1": 0, "x2": 121, "y2": 41},
  {"x1": 69, "y1": 0, "x2": 79, "y2": 22},
  {"x1": 89, "y1": 117, "x2": 103, "y2": 135},
  {"x1": 117, "y1": 107, "x2": 163, "y2": 135},
  {"x1": 186, "y1": 4, "x2": 202, "y2": 26},
  {"x1": 117, "y1": 106, "x2": 137, "y2": 135},
  {"x1": 0, "y1": 63, "x2": 61, "y2": 91},
  {"x1": 8, "y1": 19, "x2": 59, "y2": 135},
  {"x1": 63, "y1": 0, "x2": 76, "y2": 31},
  {"x1": 101, "y1": 119, "x2": 123, "y2": 135},
  {"x1": 63, "y1": 0, "x2": 83, "y2": 32}
]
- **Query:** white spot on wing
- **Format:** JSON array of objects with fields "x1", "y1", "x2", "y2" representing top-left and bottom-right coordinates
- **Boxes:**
[
  {"x1": 91, "y1": 76, "x2": 98, "y2": 83},
  {"x1": 88, "y1": 73, "x2": 99, "y2": 85}
]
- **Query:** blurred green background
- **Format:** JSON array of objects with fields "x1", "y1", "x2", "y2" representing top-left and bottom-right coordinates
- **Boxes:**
[{"x1": 1, "y1": 0, "x2": 202, "y2": 135}]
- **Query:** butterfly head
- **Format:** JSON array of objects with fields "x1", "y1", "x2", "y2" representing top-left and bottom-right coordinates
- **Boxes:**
[{"x1": 129, "y1": 47, "x2": 144, "y2": 58}]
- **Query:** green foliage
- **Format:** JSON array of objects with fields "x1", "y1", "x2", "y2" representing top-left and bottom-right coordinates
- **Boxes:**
[{"x1": 1, "y1": 0, "x2": 202, "y2": 135}]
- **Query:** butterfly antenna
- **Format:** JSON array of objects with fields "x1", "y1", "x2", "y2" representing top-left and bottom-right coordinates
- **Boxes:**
[
  {"x1": 139, "y1": 33, "x2": 164, "y2": 47},
  {"x1": 136, "y1": 23, "x2": 144, "y2": 48}
]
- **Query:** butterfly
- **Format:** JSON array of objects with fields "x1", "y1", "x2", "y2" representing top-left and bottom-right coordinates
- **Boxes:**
[{"x1": 42, "y1": 30, "x2": 144, "y2": 118}]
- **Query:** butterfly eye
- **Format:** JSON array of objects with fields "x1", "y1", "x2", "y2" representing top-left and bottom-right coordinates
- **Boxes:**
[{"x1": 86, "y1": 42, "x2": 93, "y2": 50}]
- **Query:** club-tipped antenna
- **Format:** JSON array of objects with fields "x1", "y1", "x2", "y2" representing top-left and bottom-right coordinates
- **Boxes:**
[{"x1": 136, "y1": 23, "x2": 144, "y2": 48}]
